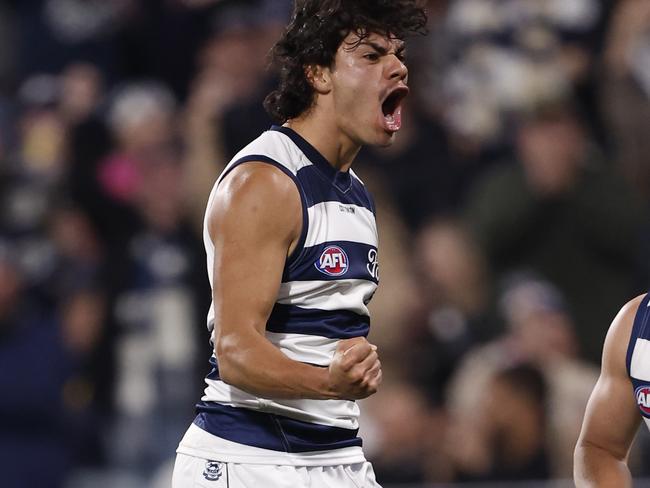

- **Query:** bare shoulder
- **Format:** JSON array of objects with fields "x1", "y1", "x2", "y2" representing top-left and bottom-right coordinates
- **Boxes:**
[
  {"x1": 207, "y1": 162, "x2": 302, "y2": 240},
  {"x1": 219, "y1": 162, "x2": 297, "y2": 196},
  {"x1": 212, "y1": 162, "x2": 300, "y2": 213},
  {"x1": 602, "y1": 294, "x2": 647, "y2": 376}
]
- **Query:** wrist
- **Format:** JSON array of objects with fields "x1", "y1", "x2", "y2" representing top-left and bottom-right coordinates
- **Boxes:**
[{"x1": 317, "y1": 365, "x2": 340, "y2": 399}]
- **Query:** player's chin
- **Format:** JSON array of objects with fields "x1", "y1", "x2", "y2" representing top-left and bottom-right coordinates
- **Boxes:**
[
  {"x1": 358, "y1": 123, "x2": 398, "y2": 147},
  {"x1": 375, "y1": 130, "x2": 397, "y2": 147}
]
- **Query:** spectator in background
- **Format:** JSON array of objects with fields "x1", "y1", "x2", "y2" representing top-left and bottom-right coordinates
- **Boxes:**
[
  {"x1": 442, "y1": 0, "x2": 601, "y2": 143},
  {"x1": 405, "y1": 218, "x2": 498, "y2": 403},
  {"x1": 407, "y1": 0, "x2": 451, "y2": 117},
  {"x1": 11, "y1": 0, "x2": 123, "y2": 83},
  {"x1": 472, "y1": 363, "x2": 551, "y2": 481},
  {"x1": 464, "y1": 98, "x2": 645, "y2": 363},
  {"x1": 0, "y1": 245, "x2": 71, "y2": 488},
  {"x1": 102, "y1": 138, "x2": 209, "y2": 486},
  {"x1": 1, "y1": 73, "x2": 104, "y2": 308},
  {"x1": 447, "y1": 274, "x2": 598, "y2": 478},
  {"x1": 361, "y1": 382, "x2": 453, "y2": 485},
  {"x1": 601, "y1": 0, "x2": 650, "y2": 200},
  {"x1": 0, "y1": 75, "x2": 109, "y2": 473},
  {"x1": 356, "y1": 100, "x2": 463, "y2": 232},
  {"x1": 214, "y1": 1, "x2": 290, "y2": 158},
  {"x1": 0, "y1": 235, "x2": 103, "y2": 488},
  {"x1": 87, "y1": 81, "x2": 177, "y2": 247},
  {"x1": 182, "y1": 2, "x2": 287, "y2": 231},
  {"x1": 58, "y1": 63, "x2": 103, "y2": 126},
  {"x1": 336, "y1": 173, "x2": 423, "y2": 381}
]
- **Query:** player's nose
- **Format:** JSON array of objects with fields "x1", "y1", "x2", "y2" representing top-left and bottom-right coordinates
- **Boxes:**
[{"x1": 388, "y1": 56, "x2": 408, "y2": 82}]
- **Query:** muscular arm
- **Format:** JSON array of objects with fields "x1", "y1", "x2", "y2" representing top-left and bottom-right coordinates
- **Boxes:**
[
  {"x1": 210, "y1": 162, "x2": 381, "y2": 400},
  {"x1": 574, "y1": 295, "x2": 645, "y2": 487}
]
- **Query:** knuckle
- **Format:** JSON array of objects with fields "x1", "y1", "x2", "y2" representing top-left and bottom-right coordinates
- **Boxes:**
[
  {"x1": 350, "y1": 369, "x2": 364, "y2": 383},
  {"x1": 341, "y1": 356, "x2": 354, "y2": 370}
]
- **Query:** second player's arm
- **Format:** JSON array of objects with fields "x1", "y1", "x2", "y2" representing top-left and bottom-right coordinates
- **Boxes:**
[
  {"x1": 574, "y1": 295, "x2": 645, "y2": 487},
  {"x1": 209, "y1": 162, "x2": 381, "y2": 401}
]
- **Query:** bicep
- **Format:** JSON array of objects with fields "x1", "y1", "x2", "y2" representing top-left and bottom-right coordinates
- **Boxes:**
[
  {"x1": 209, "y1": 163, "x2": 302, "y2": 339},
  {"x1": 577, "y1": 296, "x2": 645, "y2": 458},
  {"x1": 578, "y1": 373, "x2": 640, "y2": 460}
]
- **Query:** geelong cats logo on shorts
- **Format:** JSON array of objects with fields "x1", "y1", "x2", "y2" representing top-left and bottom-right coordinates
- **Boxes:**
[
  {"x1": 635, "y1": 385, "x2": 650, "y2": 415},
  {"x1": 203, "y1": 461, "x2": 223, "y2": 481},
  {"x1": 315, "y1": 245, "x2": 349, "y2": 276}
]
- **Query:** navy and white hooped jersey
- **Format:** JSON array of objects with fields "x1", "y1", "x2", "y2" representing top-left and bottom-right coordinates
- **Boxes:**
[
  {"x1": 626, "y1": 293, "x2": 650, "y2": 430},
  {"x1": 178, "y1": 126, "x2": 379, "y2": 464}
]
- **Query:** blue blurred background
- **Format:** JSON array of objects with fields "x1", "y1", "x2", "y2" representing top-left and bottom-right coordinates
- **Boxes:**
[{"x1": 0, "y1": 0, "x2": 649, "y2": 486}]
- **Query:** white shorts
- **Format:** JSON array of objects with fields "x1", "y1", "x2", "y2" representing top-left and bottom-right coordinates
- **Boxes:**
[{"x1": 172, "y1": 453, "x2": 382, "y2": 488}]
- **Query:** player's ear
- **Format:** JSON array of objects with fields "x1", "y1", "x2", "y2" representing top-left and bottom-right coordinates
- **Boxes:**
[{"x1": 305, "y1": 64, "x2": 331, "y2": 94}]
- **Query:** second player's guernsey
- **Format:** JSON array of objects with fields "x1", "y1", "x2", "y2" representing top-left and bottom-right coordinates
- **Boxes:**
[
  {"x1": 626, "y1": 293, "x2": 650, "y2": 432},
  {"x1": 177, "y1": 126, "x2": 379, "y2": 465}
]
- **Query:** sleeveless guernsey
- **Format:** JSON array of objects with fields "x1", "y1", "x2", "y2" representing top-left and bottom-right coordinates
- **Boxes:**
[{"x1": 177, "y1": 126, "x2": 379, "y2": 465}]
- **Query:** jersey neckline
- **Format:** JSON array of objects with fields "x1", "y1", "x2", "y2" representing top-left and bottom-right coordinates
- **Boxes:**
[{"x1": 270, "y1": 125, "x2": 352, "y2": 193}]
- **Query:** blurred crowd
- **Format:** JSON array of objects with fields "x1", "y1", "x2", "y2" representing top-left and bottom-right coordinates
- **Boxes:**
[{"x1": 0, "y1": 0, "x2": 649, "y2": 487}]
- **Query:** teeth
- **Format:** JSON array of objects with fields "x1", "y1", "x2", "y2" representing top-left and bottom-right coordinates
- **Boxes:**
[{"x1": 385, "y1": 114, "x2": 395, "y2": 123}]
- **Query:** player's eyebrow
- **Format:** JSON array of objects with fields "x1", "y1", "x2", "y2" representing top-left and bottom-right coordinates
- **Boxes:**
[{"x1": 361, "y1": 40, "x2": 406, "y2": 57}]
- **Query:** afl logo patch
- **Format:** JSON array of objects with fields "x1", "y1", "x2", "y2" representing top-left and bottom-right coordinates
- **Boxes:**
[
  {"x1": 315, "y1": 246, "x2": 349, "y2": 276},
  {"x1": 635, "y1": 386, "x2": 650, "y2": 415},
  {"x1": 203, "y1": 460, "x2": 223, "y2": 481}
]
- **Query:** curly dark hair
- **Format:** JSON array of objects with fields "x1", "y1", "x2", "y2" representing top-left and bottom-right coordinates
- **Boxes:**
[{"x1": 264, "y1": 0, "x2": 428, "y2": 123}]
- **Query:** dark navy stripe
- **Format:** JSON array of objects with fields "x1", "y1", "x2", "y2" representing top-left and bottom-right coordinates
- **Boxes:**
[
  {"x1": 194, "y1": 401, "x2": 362, "y2": 452},
  {"x1": 206, "y1": 356, "x2": 220, "y2": 381},
  {"x1": 627, "y1": 293, "x2": 650, "y2": 377},
  {"x1": 271, "y1": 126, "x2": 374, "y2": 211},
  {"x1": 266, "y1": 303, "x2": 370, "y2": 339},
  {"x1": 219, "y1": 155, "x2": 309, "y2": 271},
  {"x1": 296, "y1": 164, "x2": 374, "y2": 211},
  {"x1": 283, "y1": 240, "x2": 378, "y2": 284}
]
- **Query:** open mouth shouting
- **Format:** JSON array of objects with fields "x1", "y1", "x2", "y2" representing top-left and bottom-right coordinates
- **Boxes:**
[{"x1": 380, "y1": 85, "x2": 409, "y2": 133}]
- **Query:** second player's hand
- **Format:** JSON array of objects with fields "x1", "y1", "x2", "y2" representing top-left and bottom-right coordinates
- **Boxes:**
[{"x1": 328, "y1": 337, "x2": 382, "y2": 400}]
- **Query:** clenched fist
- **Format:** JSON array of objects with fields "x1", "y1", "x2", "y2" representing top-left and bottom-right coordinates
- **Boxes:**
[{"x1": 328, "y1": 337, "x2": 382, "y2": 400}]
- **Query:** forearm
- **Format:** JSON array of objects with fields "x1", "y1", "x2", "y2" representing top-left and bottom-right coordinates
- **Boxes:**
[
  {"x1": 216, "y1": 330, "x2": 338, "y2": 400},
  {"x1": 574, "y1": 444, "x2": 633, "y2": 488}
]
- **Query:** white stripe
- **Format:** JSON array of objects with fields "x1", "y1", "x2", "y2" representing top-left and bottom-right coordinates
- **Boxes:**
[
  {"x1": 277, "y1": 279, "x2": 376, "y2": 316},
  {"x1": 202, "y1": 380, "x2": 359, "y2": 429},
  {"x1": 265, "y1": 332, "x2": 338, "y2": 366},
  {"x1": 202, "y1": 378, "x2": 264, "y2": 409},
  {"x1": 305, "y1": 202, "x2": 377, "y2": 247},
  {"x1": 631, "y1": 338, "x2": 650, "y2": 381},
  {"x1": 228, "y1": 130, "x2": 312, "y2": 176}
]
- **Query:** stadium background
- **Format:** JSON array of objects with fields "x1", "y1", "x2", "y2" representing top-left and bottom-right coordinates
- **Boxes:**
[{"x1": 0, "y1": 0, "x2": 649, "y2": 486}]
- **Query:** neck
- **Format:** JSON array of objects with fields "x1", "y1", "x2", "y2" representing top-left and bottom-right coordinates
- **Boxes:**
[{"x1": 285, "y1": 110, "x2": 361, "y2": 173}]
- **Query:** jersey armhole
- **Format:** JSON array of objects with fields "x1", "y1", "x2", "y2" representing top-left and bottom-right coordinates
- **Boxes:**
[
  {"x1": 217, "y1": 155, "x2": 309, "y2": 270},
  {"x1": 626, "y1": 293, "x2": 650, "y2": 377}
]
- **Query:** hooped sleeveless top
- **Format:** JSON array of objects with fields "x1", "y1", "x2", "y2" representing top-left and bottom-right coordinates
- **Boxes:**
[{"x1": 177, "y1": 126, "x2": 379, "y2": 465}]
